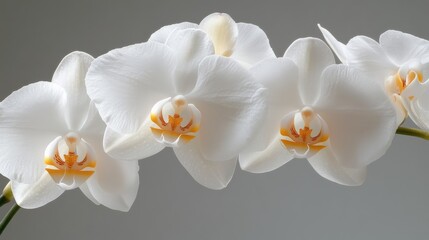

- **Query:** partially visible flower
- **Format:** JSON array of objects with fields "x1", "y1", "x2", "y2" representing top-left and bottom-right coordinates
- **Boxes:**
[
  {"x1": 86, "y1": 41, "x2": 266, "y2": 190},
  {"x1": 0, "y1": 52, "x2": 139, "y2": 211},
  {"x1": 149, "y1": 12, "x2": 275, "y2": 68},
  {"x1": 319, "y1": 25, "x2": 429, "y2": 129},
  {"x1": 239, "y1": 38, "x2": 397, "y2": 186}
]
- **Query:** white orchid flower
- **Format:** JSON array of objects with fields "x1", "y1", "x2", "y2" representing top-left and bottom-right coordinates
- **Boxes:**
[
  {"x1": 239, "y1": 38, "x2": 397, "y2": 186},
  {"x1": 85, "y1": 41, "x2": 266, "y2": 190},
  {"x1": 149, "y1": 12, "x2": 275, "y2": 68},
  {"x1": 0, "y1": 52, "x2": 139, "y2": 211},
  {"x1": 319, "y1": 25, "x2": 429, "y2": 129}
]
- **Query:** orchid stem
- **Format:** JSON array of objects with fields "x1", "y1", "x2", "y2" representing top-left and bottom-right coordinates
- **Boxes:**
[
  {"x1": 0, "y1": 182, "x2": 13, "y2": 208},
  {"x1": 0, "y1": 196, "x2": 10, "y2": 208},
  {"x1": 0, "y1": 203, "x2": 20, "y2": 235},
  {"x1": 396, "y1": 126, "x2": 429, "y2": 141}
]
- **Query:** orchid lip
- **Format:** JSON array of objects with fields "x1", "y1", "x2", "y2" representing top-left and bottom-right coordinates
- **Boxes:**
[
  {"x1": 385, "y1": 65, "x2": 426, "y2": 120},
  {"x1": 385, "y1": 68, "x2": 424, "y2": 96},
  {"x1": 279, "y1": 107, "x2": 329, "y2": 158},
  {"x1": 150, "y1": 95, "x2": 201, "y2": 147},
  {"x1": 44, "y1": 132, "x2": 96, "y2": 190}
]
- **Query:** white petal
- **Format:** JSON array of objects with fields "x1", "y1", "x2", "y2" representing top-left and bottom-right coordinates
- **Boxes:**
[
  {"x1": 307, "y1": 147, "x2": 367, "y2": 186},
  {"x1": 84, "y1": 147, "x2": 140, "y2": 212},
  {"x1": 174, "y1": 141, "x2": 237, "y2": 190},
  {"x1": 79, "y1": 182, "x2": 100, "y2": 205},
  {"x1": 401, "y1": 80, "x2": 429, "y2": 130},
  {"x1": 79, "y1": 116, "x2": 140, "y2": 212},
  {"x1": 240, "y1": 136, "x2": 294, "y2": 173},
  {"x1": 52, "y1": 51, "x2": 94, "y2": 130},
  {"x1": 380, "y1": 30, "x2": 429, "y2": 66},
  {"x1": 246, "y1": 57, "x2": 301, "y2": 151},
  {"x1": 148, "y1": 22, "x2": 198, "y2": 43},
  {"x1": 318, "y1": 24, "x2": 349, "y2": 63},
  {"x1": 0, "y1": 82, "x2": 68, "y2": 183},
  {"x1": 187, "y1": 56, "x2": 267, "y2": 162},
  {"x1": 12, "y1": 172, "x2": 65, "y2": 209},
  {"x1": 346, "y1": 35, "x2": 396, "y2": 84},
  {"x1": 320, "y1": 26, "x2": 397, "y2": 86},
  {"x1": 166, "y1": 29, "x2": 214, "y2": 94},
  {"x1": 79, "y1": 102, "x2": 106, "y2": 141},
  {"x1": 86, "y1": 42, "x2": 177, "y2": 134},
  {"x1": 103, "y1": 119, "x2": 165, "y2": 161},
  {"x1": 391, "y1": 94, "x2": 407, "y2": 126},
  {"x1": 284, "y1": 37, "x2": 335, "y2": 105},
  {"x1": 313, "y1": 65, "x2": 396, "y2": 168},
  {"x1": 231, "y1": 23, "x2": 276, "y2": 66}
]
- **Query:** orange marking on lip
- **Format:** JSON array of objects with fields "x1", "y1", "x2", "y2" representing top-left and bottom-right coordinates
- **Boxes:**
[
  {"x1": 150, "y1": 127, "x2": 196, "y2": 143},
  {"x1": 45, "y1": 150, "x2": 96, "y2": 183},
  {"x1": 279, "y1": 108, "x2": 329, "y2": 157},
  {"x1": 150, "y1": 97, "x2": 200, "y2": 144},
  {"x1": 281, "y1": 139, "x2": 326, "y2": 155},
  {"x1": 45, "y1": 169, "x2": 95, "y2": 177}
]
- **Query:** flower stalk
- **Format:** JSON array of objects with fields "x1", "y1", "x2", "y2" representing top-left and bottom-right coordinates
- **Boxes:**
[
  {"x1": 0, "y1": 183, "x2": 13, "y2": 208},
  {"x1": 0, "y1": 203, "x2": 20, "y2": 235},
  {"x1": 396, "y1": 126, "x2": 429, "y2": 140}
]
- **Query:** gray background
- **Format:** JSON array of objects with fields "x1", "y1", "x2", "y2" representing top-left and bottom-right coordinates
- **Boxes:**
[{"x1": 0, "y1": 0, "x2": 428, "y2": 239}]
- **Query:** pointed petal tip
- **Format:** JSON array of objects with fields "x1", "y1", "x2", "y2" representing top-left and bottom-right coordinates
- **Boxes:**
[{"x1": 63, "y1": 51, "x2": 94, "y2": 60}]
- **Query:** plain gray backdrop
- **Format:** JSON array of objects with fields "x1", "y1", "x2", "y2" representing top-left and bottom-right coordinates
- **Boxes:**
[{"x1": 1, "y1": 0, "x2": 429, "y2": 239}]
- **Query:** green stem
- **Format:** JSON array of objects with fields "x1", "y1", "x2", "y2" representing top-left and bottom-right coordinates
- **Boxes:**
[
  {"x1": 396, "y1": 126, "x2": 429, "y2": 141},
  {"x1": 0, "y1": 196, "x2": 10, "y2": 208},
  {"x1": 0, "y1": 182, "x2": 13, "y2": 208},
  {"x1": 0, "y1": 204, "x2": 20, "y2": 236}
]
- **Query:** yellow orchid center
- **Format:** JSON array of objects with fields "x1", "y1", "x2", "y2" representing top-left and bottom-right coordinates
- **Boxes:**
[
  {"x1": 150, "y1": 95, "x2": 201, "y2": 146},
  {"x1": 44, "y1": 132, "x2": 96, "y2": 190},
  {"x1": 385, "y1": 69, "x2": 423, "y2": 97},
  {"x1": 280, "y1": 107, "x2": 329, "y2": 157}
]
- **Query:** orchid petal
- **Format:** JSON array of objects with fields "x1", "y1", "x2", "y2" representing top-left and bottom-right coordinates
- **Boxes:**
[
  {"x1": 346, "y1": 35, "x2": 396, "y2": 83},
  {"x1": 80, "y1": 102, "x2": 163, "y2": 161},
  {"x1": 0, "y1": 82, "x2": 67, "y2": 183},
  {"x1": 84, "y1": 140, "x2": 140, "y2": 212},
  {"x1": 240, "y1": 136, "x2": 293, "y2": 173},
  {"x1": 307, "y1": 147, "x2": 367, "y2": 186},
  {"x1": 380, "y1": 30, "x2": 429, "y2": 66},
  {"x1": 148, "y1": 22, "x2": 198, "y2": 43},
  {"x1": 166, "y1": 29, "x2": 214, "y2": 94},
  {"x1": 12, "y1": 172, "x2": 65, "y2": 209},
  {"x1": 314, "y1": 65, "x2": 396, "y2": 168},
  {"x1": 86, "y1": 42, "x2": 177, "y2": 134},
  {"x1": 103, "y1": 119, "x2": 165, "y2": 161},
  {"x1": 391, "y1": 94, "x2": 407, "y2": 126},
  {"x1": 79, "y1": 102, "x2": 106, "y2": 141},
  {"x1": 284, "y1": 38, "x2": 335, "y2": 105},
  {"x1": 401, "y1": 80, "x2": 429, "y2": 130},
  {"x1": 187, "y1": 56, "x2": 266, "y2": 162},
  {"x1": 318, "y1": 25, "x2": 349, "y2": 63},
  {"x1": 74, "y1": 101, "x2": 140, "y2": 211},
  {"x1": 246, "y1": 57, "x2": 301, "y2": 151},
  {"x1": 52, "y1": 51, "x2": 94, "y2": 130},
  {"x1": 79, "y1": 182, "x2": 100, "y2": 205},
  {"x1": 231, "y1": 23, "x2": 275, "y2": 66},
  {"x1": 174, "y1": 141, "x2": 236, "y2": 190}
]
